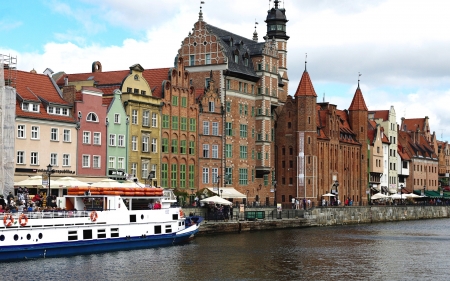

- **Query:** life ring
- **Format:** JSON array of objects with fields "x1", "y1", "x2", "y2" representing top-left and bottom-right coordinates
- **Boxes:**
[
  {"x1": 90, "y1": 211, "x2": 98, "y2": 222},
  {"x1": 3, "y1": 214, "x2": 14, "y2": 227},
  {"x1": 179, "y1": 210, "x2": 184, "y2": 218},
  {"x1": 19, "y1": 214, "x2": 28, "y2": 227}
]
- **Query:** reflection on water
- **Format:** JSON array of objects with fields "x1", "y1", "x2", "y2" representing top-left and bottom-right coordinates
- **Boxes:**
[{"x1": 6, "y1": 219, "x2": 450, "y2": 280}]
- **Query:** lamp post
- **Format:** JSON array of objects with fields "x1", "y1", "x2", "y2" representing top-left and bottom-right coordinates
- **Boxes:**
[
  {"x1": 423, "y1": 186, "x2": 426, "y2": 205},
  {"x1": 273, "y1": 181, "x2": 277, "y2": 206},
  {"x1": 46, "y1": 164, "x2": 54, "y2": 207},
  {"x1": 400, "y1": 184, "x2": 403, "y2": 204}
]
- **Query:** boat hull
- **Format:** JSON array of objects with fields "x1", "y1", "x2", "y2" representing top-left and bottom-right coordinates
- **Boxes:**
[{"x1": 0, "y1": 224, "x2": 199, "y2": 261}]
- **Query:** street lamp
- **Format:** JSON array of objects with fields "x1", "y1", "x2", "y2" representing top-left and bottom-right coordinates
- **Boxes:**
[
  {"x1": 46, "y1": 164, "x2": 54, "y2": 206},
  {"x1": 400, "y1": 184, "x2": 403, "y2": 203}
]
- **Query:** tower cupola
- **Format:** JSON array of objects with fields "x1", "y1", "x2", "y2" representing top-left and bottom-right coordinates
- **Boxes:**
[{"x1": 265, "y1": 0, "x2": 289, "y2": 40}]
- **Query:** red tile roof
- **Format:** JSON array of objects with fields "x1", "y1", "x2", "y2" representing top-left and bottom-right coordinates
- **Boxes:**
[
  {"x1": 142, "y1": 68, "x2": 170, "y2": 98},
  {"x1": 16, "y1": 70, "x2": 69, "y2": 105},
  {"x1": 402, "y1": 118, "x2": 426, "y2": 132},
  {"x1": 102, "y1": 96, "x2": 114, "y2": 107},
  {"x1": 348, "y1": 86, "x2": 368, "y2": 111},
  {"x1": 294, "y1": 71, "x2": 317, "y2": 97},
  {"x1": 371, "y1": 110, "x2": 389, "y2": 121},
  {"x1": 55, "y1": 70, "x2": 129, "y2": 87}
]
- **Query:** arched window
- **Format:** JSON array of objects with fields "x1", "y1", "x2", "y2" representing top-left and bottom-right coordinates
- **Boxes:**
[{"x1": 87, "y1": 112, "x2": 98, "y2": 122}]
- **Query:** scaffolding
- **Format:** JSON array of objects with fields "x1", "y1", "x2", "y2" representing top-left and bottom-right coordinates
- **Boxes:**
[{"x1": 0, "y1": 54, "x2": 16, "y2": 196}]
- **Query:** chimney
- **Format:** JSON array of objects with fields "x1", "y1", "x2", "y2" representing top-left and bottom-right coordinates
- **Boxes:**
[{"x1": 64, "y1": 76, "x2": 68, "y2": 86}]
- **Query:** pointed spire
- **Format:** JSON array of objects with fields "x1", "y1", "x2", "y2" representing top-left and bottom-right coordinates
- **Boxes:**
[
  {"x1": 274, "y1": 0, "x2": 280, "y2": 9},
  {"x1": 357, "y1": 72, "x2": 361, "y2": 88},
  {"x1": 349, "y1": 77, "x2": 368, "y2": 111},
  {"x1": 199, "y1": 1, "x2": 205, "y2": 21},
  {"x1": 294, "y1": 69, "x2": 317, "y2": 97},
  {"x1": 305, "y1": 53, "x2": 307, "y2": 72}
]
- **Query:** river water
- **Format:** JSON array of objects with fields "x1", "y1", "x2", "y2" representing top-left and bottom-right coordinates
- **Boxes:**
[{"x1": 5, "y1": 219, "x2": 450, "y2": 281}]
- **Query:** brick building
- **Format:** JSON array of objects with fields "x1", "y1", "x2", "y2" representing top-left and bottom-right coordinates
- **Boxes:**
[
  {"x1": 275, "y1": 68, "x2": 369, "y2": 207},
  {"x1": 177, "y1": 1, "x2": 288, "y2": 204}
]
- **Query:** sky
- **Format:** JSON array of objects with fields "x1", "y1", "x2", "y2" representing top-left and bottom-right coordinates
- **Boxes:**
[{"x1": 2, "y1": 0, "x2": 450, "y2": 141}]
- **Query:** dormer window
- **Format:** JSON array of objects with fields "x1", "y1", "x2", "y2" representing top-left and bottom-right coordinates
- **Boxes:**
[
  {"x1": 234, "y1": 54, "x2": 238, "y2": 63},
  {"x1": 48, "y1": 106, "x2": 69, "y2": 116},
  {"x1": 244, "y1": 58, "x2": 249, "y2": 66},
  {"x1": 87, "y1": 112, "x2": 98, "y2": 122},
  {"x1": 22, "y1": 102, "x2": 39, "y2": 112}
]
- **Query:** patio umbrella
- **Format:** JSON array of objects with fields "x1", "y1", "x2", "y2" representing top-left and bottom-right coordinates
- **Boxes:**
[
  {"x1": 91, "y1": 179, "x2": 123, "y2": 188},
  {"x1": 200, "y1": 195, "x2": 232, "y2": 205},
  {"x1": 14, "y1": 175, "x2": 65, "y2": 189},
  {"x1": 56, "y1": 177, "x2": 90, "y2": 187},
  {"x1": 388, "y1": 194, "x2": 404, "y2": 199},
  {"x1": 322, "y1": 193, "x2": 335, "y2": 197},
  {"x1": 404, "y1": 193, "x2": 422, "y2": 198},
  {"x1": 371, "y1": 193, "x2": 389, "y2": 200}
]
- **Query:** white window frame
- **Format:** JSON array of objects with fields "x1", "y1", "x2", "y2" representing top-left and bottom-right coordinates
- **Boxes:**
[
  {"x1": 118, "y1": 135, "x2": 125, "y2": 147},
  {"x1": 203, "y1": 144, "x2": 209, "y2": 158},
  {"x1": 142, "y1": 136, "x2": 149, "y2": 152},
  {"x1": 50, "y1": 128, "x2": 59, "y2": 141},
  {"x1": 109, "y1": 156, "x2": 115, "y2": 168},
  {"x1": 63, "y1": 154, "x2": 70, "y2": 166},
  {"x1": 109, "y1": 134, "x2": 116, "y2": 146},
  {"x1": 82, "y1": 155, "x2": 90, "y2": 168},
  {"x1": 86, "y1": 112, "x2": 99, "y2": 122},
  {"x1": 63, "y1": 129, "x2": 71, "y2": 142},
  {"x1": 202, "y1": 168, "x2": 209, "y2": 184},
  {"x1": 17, "y1": 151, "x2": 25, "y2": 164},
  {"x1": 118, "y1": 157, "x2": 124, "y2": 169},
  {"x1": 17, "y1": 125, "x2": 25, "y2": 139},
  {"x1": 152, "y1": 113, "x2": 157, "y2": 127},
  {"x1": 203, "y1": 121, "x2": 209, "y2": 135},
  {"x1": 93, "y1": 155, "x2": 101, "y2": 169},
  {"x1": 142, "y1": 110, "x2": 150, "y2": 126},
  {"x1": 83, "y1": 131, "x2": 91, "y2": 144},
  {"x1": 93, "y1": 132, "x2": 101, "y2": 145},
  {"x1": 212, "y1": 122, "x2": 218, "y2": 136},
  {"x1": 151, "y1": 138, "x2": 157, "y2": 153},
  {"x1": 212, "y1": 145, "x2": 219, "y2": 159},
  {"x1": 212, "y1": 168, "x2": 219, "y2": 183},
  {"x1": 132, "y1": 109, "x2": 138, "y2": 125},
  {"x1": 132, "y1": 136, "x2": 138, "y2": 151},
  {"x1": 30, "y1": 152, "x2": 39, "y2": 165},
  {"x1": 31, "y1": 126, "x2": 39, "y2": 140},
  {"x1": 131, "y1": 163, "x2": 137, "y2": 177},
  {"x1": 114, "y1": 113, "x2": 120, "y2": 124},
  {"x1": 50, "y1": 153, "x2": 58, "y2": 166},
  {"x1": 141, "y1": 162, "x2": 149, "y2": 179}
]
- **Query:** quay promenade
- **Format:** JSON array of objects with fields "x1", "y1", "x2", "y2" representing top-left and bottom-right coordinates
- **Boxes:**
[{"x1": 185, "y1": 205, "x2": 450, "y2": 236}]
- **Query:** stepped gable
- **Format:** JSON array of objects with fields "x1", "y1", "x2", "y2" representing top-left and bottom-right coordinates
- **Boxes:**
[
  {"x1": 294, "y1": 70, "x2": 317, "y2": 97},
  {"x1": 348, "y1": 86, "x2": 368, "y2": 111}
]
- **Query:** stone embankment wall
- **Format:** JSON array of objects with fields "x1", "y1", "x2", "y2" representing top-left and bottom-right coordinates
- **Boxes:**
[{"x1": 195, "y1": 206, "x2": 450, "y2": 236}]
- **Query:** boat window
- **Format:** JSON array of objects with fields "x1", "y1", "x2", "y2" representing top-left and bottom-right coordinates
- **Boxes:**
[
  {"x1": 14, "y1": 234, "x2": 19, "y2": 241},
  {"x1": 111, "y1": 228, "x2": 119, "y2": 238},
  {"x1": 165, "y1": 225, "x2": 172, "y2": 233},
  {"x1": 172, "y1": 214, "x2": 179, "y2": 220},
  {"x1": 130, "y1": 214, "x2": 137, "y2": 223},
  {"x1": 83, "y1": 229, "x2": 93, "y2": 240},
  {"x1": 0, "y1": 235, "x2": 5, "y2": 241},
  {"x1": 38, "y1": 233, "x2": 43, "y2": 239},
  {"x1": 154, "y1": 225, "x2": 162, "y2": 234},
  {"x1": 141, "y1": 214, "x2": 144, "y2": 220},
  {"x1": 98, "y1": 229, "x2": 106, "y2": 239},
  {"x1": 27, "y1": 234, "x2": 31, "y2": 240},
  {"x1": 68, "y1": 230, "x2": 78, "y2": 241}
]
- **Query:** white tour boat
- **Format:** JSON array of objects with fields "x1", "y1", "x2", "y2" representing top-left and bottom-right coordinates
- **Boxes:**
[{"x1": 0, "y1": 187, "x2": 202, "y2": 261}]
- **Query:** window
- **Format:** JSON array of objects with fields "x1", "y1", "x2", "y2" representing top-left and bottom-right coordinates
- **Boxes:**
[
  {"x1": 180, "y1": 164, "x2": 186, "y2": 188},
  {"x1": 240, "y1": 146, "x2": 247, "y2": 159},
  {"x1": 131, "y1": 136, "x2": 137, "y2": 151},
  {"x1": 212, "y1": 168, "x2": 219, "y2": 183},
  {"x1": 180, "y1": 140, "x2": 186, "y2": 154},
  {"x1": 31, "y1": 126, "x2": 39, "y2": 139},
  {"x1": 190, "y1": 55, "x2": 195, "y2": 66},
  {"x1": 83, "y1": 131, "x2": 91, "y2": 144},
  {"x1": 82, "y1": 155, "x2": 90, "y2": 168},
  {"x1": 141, "y1": 162, "x2": 151, "y2": 181},
  {"x1": 131, "y1": 163, "x2": 137, "y2": 177},
  {"x1": 162, "y1": 115, "x2": 169, "y2": 128},
  {"x1": 172, "y1": 116, "x2": 178, "y2": 130},
  {"x1": 172, "y1": 96, "x2": 178, "y2": 106},
  {"x1": 86, "y1": 112, "x2": 98, "y2": 122},
  {"x1": 226, "y1": 101, "x2": 231, "y2": 112},
  {"x1": 170, "y1": 164, "x2": 177, "y2": 187},
  {"x1": 212, "y1": 145, "x2": 219, "y2": 158},
  {"x1": 240, "y1": 124, "x2": 247, "y2": 138},
  {"x1": 226, "y1": 79, "x2": 231, "y2": 90},
  {"x1": 189, "y1": 118, "x2": 196, "y2": 131},
  {"x1": 63, "y1": 129, "x2": 70, "y2": 142},
  {"x1": 181, "y1": 97, "x2": 187, "y2": 108},
  {"x1": 93, "y1": 156, "x2": 100, "y2": 168},
  {"x1": 226, "y1": 144, "x2": 232, "y2": 158},
  {"x1": 234, "y1": 54, "x2": 238, "y2": 63},
  {"x1": 225, "y1": 122, "x2": 232, "y2": 136},
  {"x1": 63, "y1": 154, "x2": 70, "y2": 166},
  {"x1": 202, "y1": 168, "x2": 209, "y2": 184},
  {"x1": 203, "y1": 121, "x2": 210, "y2": 135},
  {"x1": 109, "y1": 157, "x2": 115, "y2": 168},
  {"x1": 30, "y1": 152, "x2": 38, "y2": 165},
  {"x1": 239, "y1": 168, "x2": 248, "y2": 185},
  {"x1": 50, "y1": 153, "x2": 57, "y2": 166},
  {"x1": 152, "y1": 113, "x2": 157, "y2": 127},
  {"x1": 118, "y1": 135, "x2": 125, "y2": 147},
  {"x1": 225, "y1": 167, "x2": 232, "y2": 184},
  {"x1": 109, "y1": 134, "x2": 116, "y2": 146},
  {"x1": 212, "y1": 122, "x2": 219, "y2": 136},
  {"x1": 181, "y1": 117, "x2": 187, "y2": 131},
  {"x1": 142, "y1": 110, "x2": 150, "y2": 126},
  {"x1": 117, "y1": 157, "x2": 124, "y2": 169},
  {"x1": 132, "y1": 110, "x2": 138, "y2": 124},
  {"x1": 162, "y1": 138, "x2": 168, "y2": 153},
  {"x1": 93, "y1": 132, "x2": 101, "y2": 145},
  {"x1": 171, "y1": 139, "x2": 178, "y2": 153},
  {"x1": 203, "y1": 144, "x2": 209, "y2": 158},
  {"x1": 17, "y1": 125, "x2": 25, "y2": 138},
  {"x1": 151, "y1": 138, "x2": 157, "y2": 153},
  {"x1": 205, "y1": 78, "x2": 210, "y2": 89},
  {"x1": 50, "y1": 128, "x2": 58, "y2": 141},
  {"x1": 209, "y1": 101, "x2": 215, "y2": 112},
  {"x1": 17, "y1": 151, "x2": 25, "y2": 164},
  {"x1": 114, "y1": 113, "x2": 120, "y2": 124},
  {"x1": 189, "y1": 141, "x2": 195, "y2": 154},
  {"x1": 206, "y1": 53, "x2": 211, "y2": 64},
  {"x1": 141, "y1": 90, "x2": 146, "y2": 95},
  {"x1": 142, "y1": 136, "x2": 149, "y2": 152}
]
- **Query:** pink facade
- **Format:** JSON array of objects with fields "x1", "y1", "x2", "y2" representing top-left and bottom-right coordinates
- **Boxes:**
[{"x1": 75, "y1": 87, "x2": 108, "y2": 176}]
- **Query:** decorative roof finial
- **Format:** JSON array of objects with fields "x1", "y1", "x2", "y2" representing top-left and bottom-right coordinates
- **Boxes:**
[
  {"x1": 199, "y1": 1, "x2": 205, "y2": 21},
  {"x1": 358, "y1": 72, "x2": 362, "y2": 88},
  {"x1": 274, "y1": 0, "x2": 280, "y2": 9},
  {"x1": 253, "y1": 19, "x2": 259, "y2": 41},
  {"x1": 323, "y1": 92, "x2": 325, "y2": 103},
  {"x1": 305, "y1": 53, "x2": 307, "y2": 72}
]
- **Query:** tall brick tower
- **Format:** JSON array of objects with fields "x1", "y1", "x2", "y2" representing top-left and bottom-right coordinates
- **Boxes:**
[
  {"x1": 294, "y1": 64, "x2": 318, "y2": 199},
  {"x1": 348, "y1": 79, "x2": 369, "y2": 204},
  {"x1": 265, "y1": 0, "x2": 289, "y2": 102}
]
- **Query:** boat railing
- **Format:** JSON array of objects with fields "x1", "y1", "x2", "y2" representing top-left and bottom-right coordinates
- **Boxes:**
[{"x1": 2, "y1": 211, "x2": 90, "y2": 220}]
